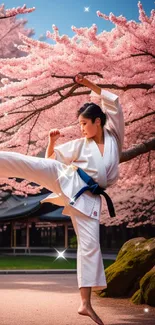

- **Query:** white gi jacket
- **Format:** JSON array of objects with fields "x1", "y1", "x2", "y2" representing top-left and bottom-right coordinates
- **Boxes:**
[{"x1": 41, "y1": 89, "x2": 124, "y2": 221}]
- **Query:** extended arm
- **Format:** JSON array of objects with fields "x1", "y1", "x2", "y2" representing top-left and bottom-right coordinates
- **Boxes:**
[
  {"x1": 45, "y1": 140, "x2": 55, "y2": 159},
  {"x1": 74, "y1": 73, "x2": 124, "y2": 156}
]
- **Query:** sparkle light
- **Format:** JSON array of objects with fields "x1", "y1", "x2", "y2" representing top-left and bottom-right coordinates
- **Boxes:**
[
  {"x1": 56, "y1": 165, "x2": 75, "y2": 183},
  {"x1": 53, "y1": 248, "x2": 68, "y2": 262},
  {"x1": 84, "y1": 7, "x2": 90, "y2": 12},
  {"x1": 70, "y1": 196, "x2": 76, "y2": 205},
  {"x1": 144, "y1": 308, "x2": 149, "y2": 313},
  {"x1": 4, "y1": 112, "x2": 8, "y2": 116},
  {"x1": 56, "y1": 166, "x2": 70, "y2": 182}
]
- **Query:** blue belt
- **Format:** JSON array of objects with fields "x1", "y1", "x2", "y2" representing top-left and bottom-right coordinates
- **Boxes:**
[{"x1": 70, "y1": 167, "x2": 115, "y2": 218}]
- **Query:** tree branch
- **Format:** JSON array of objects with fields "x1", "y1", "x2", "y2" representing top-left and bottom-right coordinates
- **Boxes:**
[
  {"x1": 131, "y1": 49, "x2": 155, "y2": 59},
  {"x1": 0, "y1": 22, "x2": 23, "y2": 43},
  {"x1": 125, "y1": 111, "x2": 155, "y2": 126},
  {"x1": 26, "y1": 111, "x2": 41, "y2": 154},
  {"x1": 51, "y1": 72, "x2": 103, "y2": 80},
  {"x1": 120, "y1": 138, "x2": 155, "y2": 163},
  {"x1": 1, "y1": 83, "x2": 79, "y2": 132},
  {"x1": 4, "y1": 82, "x2": 154, "y2": 104},
  {"x1": 22, "y1": 81, "x2": 75, "y2": 99},
  {"x1": 21, "y1": 81, "x2": 155, "y2": 93},
  {"x1": 0, "y1": 15, "x2": 17, "y2": 19}
]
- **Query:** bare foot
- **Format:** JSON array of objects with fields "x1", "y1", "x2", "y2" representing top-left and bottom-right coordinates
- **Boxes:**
[{"x1": 78, "y1": 304, "x2": 104, "y2": 325}]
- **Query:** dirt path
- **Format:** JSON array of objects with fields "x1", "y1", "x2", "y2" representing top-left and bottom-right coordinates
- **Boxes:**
[{"x1": 0, "y1": 274, "x2": 154, "y2": 325}]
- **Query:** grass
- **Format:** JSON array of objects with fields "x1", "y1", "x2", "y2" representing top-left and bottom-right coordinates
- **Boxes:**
[{"x1": 0, "y1": 256, "x2": 114, "y2": 270}]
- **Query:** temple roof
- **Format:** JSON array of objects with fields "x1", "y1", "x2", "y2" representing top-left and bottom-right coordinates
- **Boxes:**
[{"x1": 0, "y1": 193, "x2": 70, "y2": 222}]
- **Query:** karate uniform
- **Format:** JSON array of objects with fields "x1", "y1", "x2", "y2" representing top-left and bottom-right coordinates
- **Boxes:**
[{"x1": 0, "y1": 89, "x2": 124, "y2": 291}]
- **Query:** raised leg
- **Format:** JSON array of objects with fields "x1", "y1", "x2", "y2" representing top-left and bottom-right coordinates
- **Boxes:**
[{"x1": 0, "y1": 151, "x2": 62, "y2": 195}]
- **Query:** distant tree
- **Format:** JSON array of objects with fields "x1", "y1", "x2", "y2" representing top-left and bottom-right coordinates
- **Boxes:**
[{"x1": 0, "y1": 4, "x2": 35, "y2": 60}]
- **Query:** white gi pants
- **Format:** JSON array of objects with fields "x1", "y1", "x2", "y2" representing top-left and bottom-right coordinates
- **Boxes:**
[
  {"x1": 0, "y1": 152, "x2": 107, "y2": 290},
  {"x1": 70, "y1": 213, "x2": 107, "y2": 291}
]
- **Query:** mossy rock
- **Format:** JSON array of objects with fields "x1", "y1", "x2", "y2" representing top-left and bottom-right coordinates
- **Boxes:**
[
  {"x1": 140, "y1": 267, "x2": 155, "y2": 306},
  {"x1": 131, "y1": 267, "x2": 155, "y2": 306},
  {"x1": 130, "y1": 289, "x2": 144, "y2": 304},
  {"x1": 116, "y1": 237, "x2": 146, "y2": 261},
  {"x1": 99, "y1": 237, "x2": 155, "y2": 298}
]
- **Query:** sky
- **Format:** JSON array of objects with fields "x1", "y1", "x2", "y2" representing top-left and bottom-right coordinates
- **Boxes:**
[{"x1": 3, "y1": 0, "x2": 155, "y2": 40}]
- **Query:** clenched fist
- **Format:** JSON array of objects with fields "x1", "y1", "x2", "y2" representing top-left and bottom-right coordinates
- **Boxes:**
[
  {"x1": 74, "y1": 73, "x2": 85, "y2": 85},
  {"x1": 49, "y1": 128, "x2": 60, "y2": 142}
]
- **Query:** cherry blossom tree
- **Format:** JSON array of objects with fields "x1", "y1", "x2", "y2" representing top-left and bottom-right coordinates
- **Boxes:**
[
  {"x1": 0, "y1": 4, "x2": 41, "y2": 195},
  {"x1": 0, "y1": 3, "x2": 35, "y2": 90},
  {"x1": 0, "y1": 4, "x2": 35, "y2": 59},
  {"x1": 0, "y1": 1, "x2": 154, "y2": 226}
]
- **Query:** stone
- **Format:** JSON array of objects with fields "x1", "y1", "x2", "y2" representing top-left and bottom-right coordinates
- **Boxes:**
[
  {"x1": 141, "y1": 266, "x2": 155, "y2": 306},
  {"x1": 99, "y1": 237, "x2": 155, "y2": 299},
  {"x1": 130, "y1": 267, "x2": 155, "y2": 306},
  {"x1": 130, "y1": 289, "x2": 144, "y2": 304}
]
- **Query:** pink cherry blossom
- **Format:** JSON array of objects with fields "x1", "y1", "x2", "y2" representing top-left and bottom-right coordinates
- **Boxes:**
[{"x1": 0, "y1": 2, "x2": 154, "y2": 226}]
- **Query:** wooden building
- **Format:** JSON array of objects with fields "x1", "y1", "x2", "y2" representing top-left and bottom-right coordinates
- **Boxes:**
[
  {"x1": 0, "y1": 192, "x2": 154, "y2": 254},
  {"x1": 0, "y1": 192, "x2": 75, "y2": 253}
]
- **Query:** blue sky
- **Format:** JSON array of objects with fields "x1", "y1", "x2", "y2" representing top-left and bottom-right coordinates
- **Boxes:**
[{"x1": 3, "y1": 0, "x2": 154, "y2": 40}]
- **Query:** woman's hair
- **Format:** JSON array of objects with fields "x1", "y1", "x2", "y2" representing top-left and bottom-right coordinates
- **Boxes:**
[{"x1": 77, "y1": 102, "x2": 106, "y2": 127}]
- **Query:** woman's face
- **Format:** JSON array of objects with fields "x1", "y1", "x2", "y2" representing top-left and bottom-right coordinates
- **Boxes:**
[{"x1": 78, "y1": 115, "x2": 100, "y2": 138}]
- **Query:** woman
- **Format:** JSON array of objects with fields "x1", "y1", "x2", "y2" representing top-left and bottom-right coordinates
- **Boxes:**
[{"x1": 0, "y1": 74, "x2": 124, "y2": 325}]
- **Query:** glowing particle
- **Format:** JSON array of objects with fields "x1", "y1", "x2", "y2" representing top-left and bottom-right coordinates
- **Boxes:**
[
  {"x1": 84, "y1": 7, "x2": 90, "y2": 12},
  {"x1": 144, "y1": 308, "x2": 149, "y2": 313}
]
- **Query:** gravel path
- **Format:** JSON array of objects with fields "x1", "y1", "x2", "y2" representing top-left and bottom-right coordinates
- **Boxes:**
[{"x1": 0, "y1": 274, "x2": 154, "y2": 325}]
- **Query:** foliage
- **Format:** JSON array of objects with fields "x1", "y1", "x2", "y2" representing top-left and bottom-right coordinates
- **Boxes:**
[
  {"x1": 69, "y1": 235, "x2": 77, "y2": 248},
  {"x1": 0, "y1": 4, "x2": 35, "y2": 61}
]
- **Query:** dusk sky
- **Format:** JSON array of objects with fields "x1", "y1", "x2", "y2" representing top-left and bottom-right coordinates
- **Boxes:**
[{"x1": 3, "y1": 0, "x2": 154, "y2": 40}]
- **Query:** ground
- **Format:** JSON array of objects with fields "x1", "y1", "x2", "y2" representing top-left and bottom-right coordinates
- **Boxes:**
[{"x1": 0, "y1": 274, "x2": 154, "y2": 325}]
